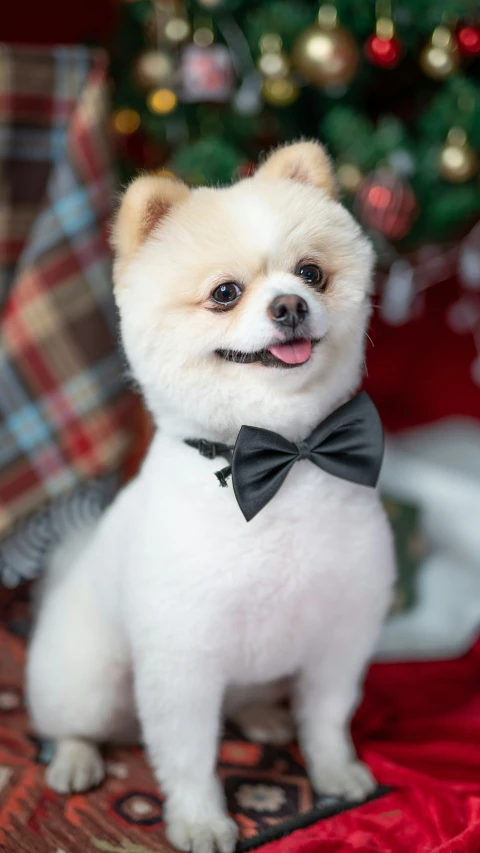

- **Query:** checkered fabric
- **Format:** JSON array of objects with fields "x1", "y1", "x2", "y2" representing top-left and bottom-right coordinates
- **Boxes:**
[{"x1": 0, "y1": 45, "x2": 131, "y2": 581}]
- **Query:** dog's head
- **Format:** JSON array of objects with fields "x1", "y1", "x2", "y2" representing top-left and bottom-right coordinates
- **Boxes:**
[{"x1": 112, "y1": 142, "x2": 374, "y2": 442}]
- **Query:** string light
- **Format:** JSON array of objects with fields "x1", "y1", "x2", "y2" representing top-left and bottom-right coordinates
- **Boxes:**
[
  {"x1": 164, "y1": 17, "x2": 190, "y2": 43},
  {"x1": 112, "y1": 108, "x2": 141, "y2": 134},
  {"x1": 147, "y1": 88, "x2": 178, "y2": 114}
]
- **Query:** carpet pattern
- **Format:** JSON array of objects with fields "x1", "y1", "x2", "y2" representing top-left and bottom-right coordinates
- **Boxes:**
[{"x1": 0, "y1": 588, "x2": 381, "y2": 853}]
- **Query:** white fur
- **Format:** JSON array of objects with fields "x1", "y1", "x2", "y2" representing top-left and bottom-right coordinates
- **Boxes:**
[{"x1": 26, "y1": 146, "x2": 395, "y2": 853}]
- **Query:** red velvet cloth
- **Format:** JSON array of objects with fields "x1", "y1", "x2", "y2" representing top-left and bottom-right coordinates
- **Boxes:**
[
  {"x1": 263, "y1": 638, "x2": 480, "y2": 853},
  {"x1": 365, "y1": 273, "x2": 480, "y2": 431}
]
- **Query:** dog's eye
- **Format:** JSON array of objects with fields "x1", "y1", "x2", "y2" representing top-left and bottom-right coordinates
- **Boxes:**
[
  {"x1": 296, "y1": 263, "x2": 325, "y2": 289},
  {"x1": 211, "y1": 282, "x2": 242, "y2": 306}
]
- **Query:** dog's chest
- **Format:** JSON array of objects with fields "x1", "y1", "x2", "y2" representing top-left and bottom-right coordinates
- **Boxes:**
[{"x1": 134, "y1": 438, "x2": 381, "y2": 678}]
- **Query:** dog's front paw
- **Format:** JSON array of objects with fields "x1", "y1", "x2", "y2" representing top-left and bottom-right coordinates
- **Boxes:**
[
  {"x1": 311, "y1": 759, "x2": 376, "y2": 802},
  {"x1": 46, "y1": 739, "x2": 104, "y2": 794},
  {"x1": 166, "y1": 812, "x2": 238, "y2": 853}
]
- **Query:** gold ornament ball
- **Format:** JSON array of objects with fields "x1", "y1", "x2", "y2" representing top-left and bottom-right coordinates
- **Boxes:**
[
  {"x1": 134, "y1": 51, "x2": 173, "y2": 91},
  {"x1": 337, "y1": 162, "x2": 363, "y2": 193},
  {"x1": 293, "y1": 23, "x2": 359, "y2": 87},
  {"x1": 261, "y1": 78, "x2": 299, "y2": 107},
  {"x1": 439, "y1": 129, "x2": 478, "y2": 183},
  {"x1": 420, "y1": 26, "x2": 460, "y2": 80}
]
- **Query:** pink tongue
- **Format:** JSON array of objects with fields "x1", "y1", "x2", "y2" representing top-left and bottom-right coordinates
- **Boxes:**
[{"x1": 267, "y1": 338, "x2": 312, "y2": 365}]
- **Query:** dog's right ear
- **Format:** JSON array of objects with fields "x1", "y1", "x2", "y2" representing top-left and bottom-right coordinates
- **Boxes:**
[
  {"x1": 111, "y1": 175, "x2": 190, "y2": 261},
  {"x1": 255, "y1": 141, "x2": 337, "y2": 199}
]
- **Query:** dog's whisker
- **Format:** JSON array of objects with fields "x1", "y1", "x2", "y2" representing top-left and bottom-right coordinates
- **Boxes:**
[{"x1": 355, "y1": 324, "x2": 374, "y2": 348}]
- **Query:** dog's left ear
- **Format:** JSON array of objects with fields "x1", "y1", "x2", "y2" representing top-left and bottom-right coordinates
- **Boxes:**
[
  {"x1": 111, "y1": 174, "x2": 190, "y2": 262},
  {"x1": 255, "y1": 141, "x2": 338, "y2": 199}
]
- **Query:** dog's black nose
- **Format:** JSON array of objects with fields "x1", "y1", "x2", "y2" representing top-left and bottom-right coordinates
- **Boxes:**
[{"x1": 267, "y1": 294, "x2": 309, "y2": 329}]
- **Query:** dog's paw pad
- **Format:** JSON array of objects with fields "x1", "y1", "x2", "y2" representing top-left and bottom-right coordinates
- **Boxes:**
[
  {"x1": 234, "y1": 704, "x2": 295, "y2": 745},
  {"x1": 167, "y1": 815, "x2": 238, "y2": 853},
  {"x1": 46, "y1": 740, "x2": 104, "y2": 794},
  {"x1": 313, "y1": 760, "x2": 376, "y2": 802}
]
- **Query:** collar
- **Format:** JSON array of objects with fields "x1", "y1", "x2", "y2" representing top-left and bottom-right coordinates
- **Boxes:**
[
  {"x1": 184, "y1": 438, "x2": 233, "y2": 487},
  {"x1": 184, "y1": 438, "x2": 233, "y2": 463}
]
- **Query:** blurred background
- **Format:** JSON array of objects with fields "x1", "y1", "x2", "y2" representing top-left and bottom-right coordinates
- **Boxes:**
[{"x1": 1, "y1": 0, "x2": 480, "y2": 659}]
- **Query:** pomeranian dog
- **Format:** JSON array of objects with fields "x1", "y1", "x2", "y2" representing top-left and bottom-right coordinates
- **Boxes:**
[{"x1": 27, "y1": 141, "x2": 395, "y2": 853}]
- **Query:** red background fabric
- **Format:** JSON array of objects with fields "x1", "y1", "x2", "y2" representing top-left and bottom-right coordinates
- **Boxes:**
[
  {"x1": 262, "y1": 639, "x2": 480, "y2": 853},
  {"x1": 365, "y1": 273, "x2": 480, "y2": 432}
]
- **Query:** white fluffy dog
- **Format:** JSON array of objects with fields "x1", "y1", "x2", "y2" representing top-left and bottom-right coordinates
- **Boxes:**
[{"x1": 26, "y1": 141, "x2": 395, "y2": 853}]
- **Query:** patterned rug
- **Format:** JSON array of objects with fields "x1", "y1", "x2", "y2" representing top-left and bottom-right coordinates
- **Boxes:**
[{"x1": 0, "y1": 587, "x2": 384, "y2": 853}]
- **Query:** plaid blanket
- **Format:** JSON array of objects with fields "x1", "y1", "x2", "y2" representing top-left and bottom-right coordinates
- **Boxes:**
[{"x1": 0, "y1": 45, "x2": 131, "y2": 585}]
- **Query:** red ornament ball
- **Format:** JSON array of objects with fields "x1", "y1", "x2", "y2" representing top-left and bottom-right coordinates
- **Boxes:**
[
  {"x1": 365, "y1": 32, "x2": 402, "y2": 68},
  {"x1": 355, "y1": 169, "x2": 417, "y2": 240},
  {"x1": 457, "y1": 25, "x2": 480, "y2": 56}
]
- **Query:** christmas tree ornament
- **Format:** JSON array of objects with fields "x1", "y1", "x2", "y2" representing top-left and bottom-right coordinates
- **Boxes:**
[
  {"x1": 180, "y1": 44, "x2": 235, "y2": 102},
  {"x1": 261, "y1": 77, "x2": 299, "y2": 106},
  {"x1": 257, "y1": 33, "x2": 290, "y2": 79},
  {"x1": 112, "y1": 108, "x2": 141, "y2": 135},
  {"x1": 364, "y1": 16, "x2": 402, "y2": 69},
  {"x1": 292, "y1": 3, "x2": 359, "y2": 89},
  {"x1": 438, "y1": 127, "x2": 478, "y2": 183},
  {"x1": 355, "y1": 168, "x2": 417, "y2": 239},
  {"x1": 457, "y1": 24, "x2": 480, "y2": 57},
  {"x1": 420, "y1": 26, "x2": 460, "y2": 80},
  {"x1": 134, "y1": 51, "x2": 173, "y2": 91},
  {"x1": 337, "y1": 162, "x2": 363, "y2": 193},
  {"x1": 147, "y1": 88, "x2": 178, "y2": 115}
]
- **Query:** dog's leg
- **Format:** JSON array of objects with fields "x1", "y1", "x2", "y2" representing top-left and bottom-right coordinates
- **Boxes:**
[
  {"x1": 294, "y1": 634, "x2": 379, "y2": 801},
  {"x1": 27, "y1": 573, "x2": 136, "y2": 794},
  {"x1": 136, "y1": 659, "x2": 238, "y2": 853}
]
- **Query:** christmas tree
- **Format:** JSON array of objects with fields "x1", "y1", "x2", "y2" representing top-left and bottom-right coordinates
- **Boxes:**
[{"x1": 110, "y1": 0, "x2": 480, "y2": 265}]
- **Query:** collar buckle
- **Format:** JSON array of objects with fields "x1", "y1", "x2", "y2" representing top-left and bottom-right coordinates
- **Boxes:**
[{"x1": 197, "y1": 439, "x2": 217, "y2": 460}]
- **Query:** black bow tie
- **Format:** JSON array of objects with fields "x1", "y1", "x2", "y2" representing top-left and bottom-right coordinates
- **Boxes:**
[{"x1": 185, "y1": 392, "x2": 384, "y2": 522}]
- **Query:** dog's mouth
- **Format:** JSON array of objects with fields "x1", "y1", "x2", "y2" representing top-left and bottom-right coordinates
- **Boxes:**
[{"x1": 216, "y1": 337, "x2": 320, "y2": 368}]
